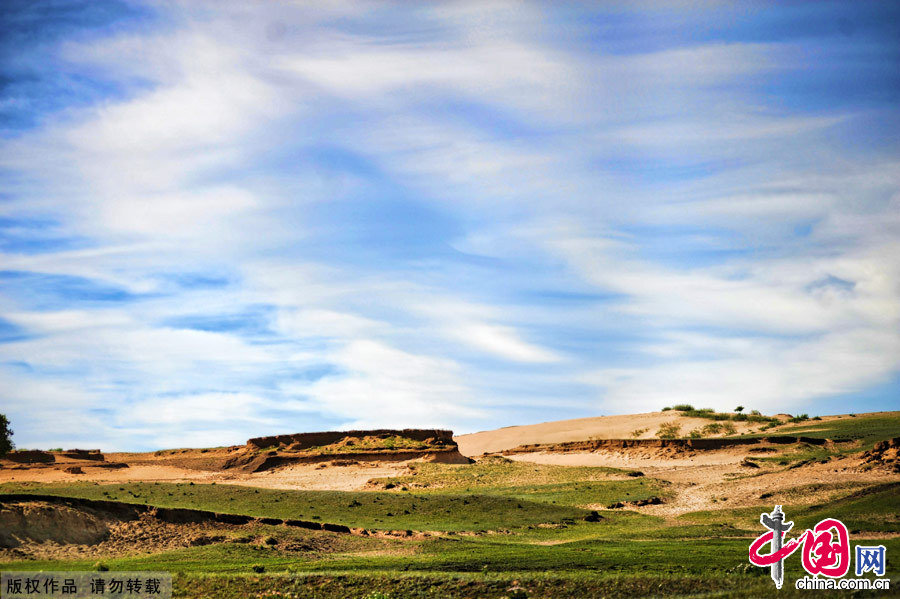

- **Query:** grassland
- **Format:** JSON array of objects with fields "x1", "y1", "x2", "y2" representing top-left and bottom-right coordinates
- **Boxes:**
[
  {"x1": 2, "y1": 413, "x2": 898, "y2": 598},
  {"x1": 771, "y1": 412, "x2": 900, "y2": 447},
  {"x1": 3, "y1": 465, "x2": 898, "y2": 598},
  {"x1": 0, "y1": 481, "x2": 590, "y2": 532}
]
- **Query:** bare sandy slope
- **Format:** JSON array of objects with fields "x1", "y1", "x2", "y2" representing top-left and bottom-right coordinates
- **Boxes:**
[
  {"x1": 455, "y1": 412, "x2": 766, "y2": 456},
  {"x1": 506, "y1": 450, "x2": 900, "y2": 520}
]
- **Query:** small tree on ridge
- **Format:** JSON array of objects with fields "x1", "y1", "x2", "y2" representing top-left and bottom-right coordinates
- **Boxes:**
[{"x1": 0, "y1": 414, "x2": 13, "y2": 457}]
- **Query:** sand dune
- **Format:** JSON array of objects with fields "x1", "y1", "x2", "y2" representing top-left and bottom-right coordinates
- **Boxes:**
[{"x1": 454, "y1": 411, "x2": 764, "y2": 456}]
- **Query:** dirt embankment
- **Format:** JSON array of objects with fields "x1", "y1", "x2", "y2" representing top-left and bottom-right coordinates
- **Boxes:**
[
  {"x1": 248, "y1": 429, "x2": 454, "y2": 450},
  {"x1": 861, "y1": 437, "x2": 900, "y2": 472},
  {"x1": 497, "y1": 435, "x2": 828, "y2": 456},
  {"x1": 0, "y1": 494, "x2": 401, "y2": 560},
  {"x1": 5, "y1": 450, "x2": 56, "y2": 464},
  {"x1": 0, "y1": 497, "x2": 352, "y2": 561},
  {"x1": 0, "y1": 429, "x2": 471, "y2": 489},
  {"x1": 226, "y1": 429, "x2": 471, "y2": 472}
]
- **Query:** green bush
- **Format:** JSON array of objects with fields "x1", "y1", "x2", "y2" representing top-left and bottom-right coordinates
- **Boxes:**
[
  {"x1": 701, "y1": 423, "x2": 722, "y2": 435},
  {"x1": 656, "y1": 423, "x2": 681, "y2": 439},
  {"x1": 672, "y1": 404, "x2": 695, "y2": 411}
]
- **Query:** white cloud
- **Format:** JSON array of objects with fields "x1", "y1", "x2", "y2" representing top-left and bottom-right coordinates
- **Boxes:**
[
  {"x1": 450, "y1": 323, "x2": 560, "y2": 364},
  {"x1": 0, "y1": 0, "x2": 897, "y2": 450},
  {"x1": 291, "y1": 339, "x2": 486, "y2": 429}
]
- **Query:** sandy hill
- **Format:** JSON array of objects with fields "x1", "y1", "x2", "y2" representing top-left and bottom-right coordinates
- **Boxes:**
[{"x1": 454, "y1": 411, "x2": 775, "y2": 456}]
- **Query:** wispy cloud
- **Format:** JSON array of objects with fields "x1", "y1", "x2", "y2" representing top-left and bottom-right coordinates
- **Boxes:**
[{"x1": 1, "y1": 0, "x2": 898, "y2": 449}]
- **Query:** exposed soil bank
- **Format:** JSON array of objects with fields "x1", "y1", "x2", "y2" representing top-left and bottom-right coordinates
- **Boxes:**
[
  {"x1": 248, "y1": 429, "x2": 454, "y2": 450},
  {"x1": 498, "y1": 435, "x2": 828, "y2": 456},
  {"x1": 0, "y1": 494, "x2": 356, "y2": 538},
  {"x1": 225, "y1": 448, "x2": 471, "y2": 473}
]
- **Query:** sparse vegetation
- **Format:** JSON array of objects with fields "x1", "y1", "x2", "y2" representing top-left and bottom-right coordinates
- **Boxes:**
[
  {"x1": 630, "y1": 428, "x2": 648, "y2": 438},
  {"x1": 701, "y1": 422, "x2": 722, "y2": 436},
  {"x1": 2, "y1": 411, "x2": 898, "y2": 599},
  {"x1": 655, "y1": 423, "x2": 680, "y2": 439},
  {"x1": 668, "y1": 406, "x2": 778, "y2": 425}
]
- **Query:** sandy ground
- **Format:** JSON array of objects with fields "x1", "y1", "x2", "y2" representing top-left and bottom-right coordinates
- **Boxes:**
[
  {"x1": 0, "y1": 458, "x2": 414, "y2": 492},
  {"x1": 2, "y1": 413, "x2": 896, "y2": 521},
  {"x1": 228, "y1": 461, "x2": 411, "y2": 491},
  {"x1": 506, "y1": 450, "x2": 900, "y2": 519},
  {"x1": 455, "y1": 412, "x2": 770, "y2": 456}
]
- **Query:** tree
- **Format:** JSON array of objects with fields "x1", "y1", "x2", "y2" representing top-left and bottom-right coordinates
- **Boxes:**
[
  {"x1": 0, "y1": 414, "x2": 13, "y2": 457},
  {"x1": 735, "y1": 406, "x2": 745, "y2": 413}
]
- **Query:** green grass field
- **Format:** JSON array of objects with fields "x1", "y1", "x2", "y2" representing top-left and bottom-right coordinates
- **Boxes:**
[
  {"x1": 2, "y1": 415, "x2": 898, "y2": 598},
  {"x1": 771, "y1": 412, "x2": 900, "y2": 447},
  {"x1": 3, "y1": 467, "x2": 898, "y2": 598}
]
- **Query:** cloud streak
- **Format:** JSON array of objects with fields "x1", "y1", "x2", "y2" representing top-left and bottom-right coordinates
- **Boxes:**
[{"x1": 0, "y1": 0, "x2": 897, "y2": 449}]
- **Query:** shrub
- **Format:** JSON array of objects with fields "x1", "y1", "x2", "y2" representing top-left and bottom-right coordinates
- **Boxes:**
[
  {"x1": 701, "y1": 423, "x2": 722, "y2": 435},
  {"x1": 747, "y1": 414, "x2": 777, "y2": 423},
  {"x1": 688, "y1": 429, "x2": 704, "y2": 439},
  {"x1": 750, "y1": 410, "x2": 761, "y2": 416},
  {"x1": 661, "y1": 406, "x2": 672, "y2": 411},
  {"x1": 735, "y1": 406, "x2": 744, "y2": 413},
  {"x1": 630, "y1": 428, "x2": 648, "y2": 438},
  {"x1": 672, "y1": 404, "x2": 695, "y2": 411},
  {"x1": 656, "y1": 422, "x2": 681, "y2": 439},
  {"x1": 721, "y1": 422, "x2": 737, "y2": 435},
  {"x1": 733, "y1": 413, "x2": 747, "y2": 421}
]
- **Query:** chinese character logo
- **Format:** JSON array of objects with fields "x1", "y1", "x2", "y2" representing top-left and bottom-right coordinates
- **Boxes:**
[
  {"x1": 749, "y1": 506, "x2": 887, "y2": 589},
  {"x1": 749, "y1": 505, "x2": 796, "y2": 588},
  {"x1": 856, "y1": 545, "x2": 886, "y2": 577}
]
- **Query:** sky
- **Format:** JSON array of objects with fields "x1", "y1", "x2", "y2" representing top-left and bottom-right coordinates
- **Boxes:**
[{"x1": 1, "y1": 0, "x2": 898, "y2": 451}]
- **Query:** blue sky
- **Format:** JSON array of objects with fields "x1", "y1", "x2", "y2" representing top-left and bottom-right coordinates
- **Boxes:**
[{"x1": 1, "y1": 0, "x2": 898, "y2": 451}]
